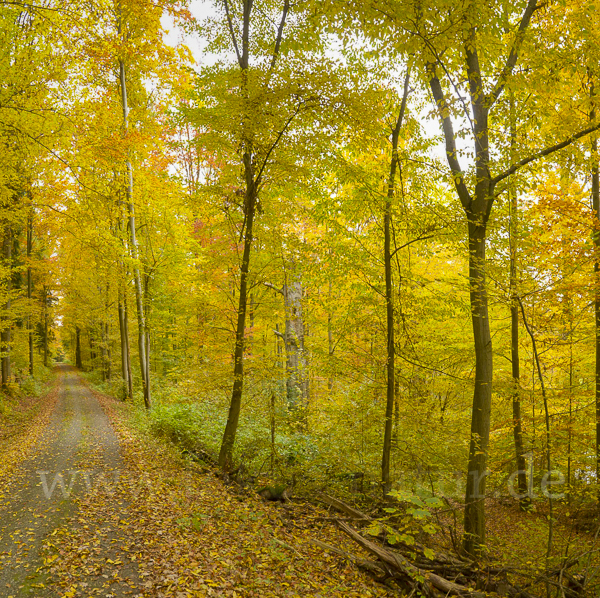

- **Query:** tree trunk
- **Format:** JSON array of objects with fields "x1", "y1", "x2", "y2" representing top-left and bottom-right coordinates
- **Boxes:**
[
  {"x1": 27, "y1": 210, "x2": 33, "y2": 376},
  {"x1": 508, "y1": 91, "x2": 529, "y2": 509},
  {"x1": 382, "y1": 162, "x2": 396, "y2": 496},
  {"x1": 462, "y1": 223, "x2": 493, "y2": 555},
  {"x1": 89, "y1": 328, "x2": 95, "y2": 369},
  {"x1": 218, "y1": 179, "x2": 257, "y2": 471},
  {"x1": 124, "y1": 297, "x2": 133, "y2": 399},
  {"x1": 118, "y1": 296, "x2": 130, "y2": 398},
  {"x1": 327, "y1": 278, "x2": 334, "y2": 391},
  {"x1": 592, "y1": 89, "x2": 600, "y2": 504},
  {"x1": 43, "y1": 285, "x2": 48, "y2": 368},
  {"x1": 75, "y1": 326, "x2": 83, "y2": 369},
  {"x1": 283, "y1": 275, "x2": 308, "y2": 413},
  {"x1": 105, "y1": 322, "x2": 111, "y2": 380},
  {"x1": 218, "y1": 0, "x2": 289, "y2": 470},
  {"x1": 1, "y1": 224, "x2": 12, "y2": 386},
  {"x1": 119, "y1": 56, "x2": 150, "y2": 409},
  {"x1": 382, "y1": 69, "x2": 410, "y2": 496}
]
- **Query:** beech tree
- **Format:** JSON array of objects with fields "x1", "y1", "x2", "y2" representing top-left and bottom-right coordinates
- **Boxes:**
[{"x1": 192, "y1": 0, "x2": 350, "y2": 470}]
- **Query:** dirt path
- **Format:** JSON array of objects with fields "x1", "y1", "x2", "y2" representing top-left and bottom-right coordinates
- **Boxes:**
[
  {"x1": 0, "y1": 367, "x2": 390, "y2": 598},
  {"x1": 0, "y1": 366, "x2": 132, "y2": 597}
]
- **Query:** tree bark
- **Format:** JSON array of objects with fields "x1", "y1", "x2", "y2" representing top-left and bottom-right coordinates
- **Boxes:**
[
  {"x1": 508, "y1": 91, "x2": 529, "y2": 509},
  {"x1": 218, "y1": 0, "x2": 290, "y2": 470},
  {"x1": 283, "y1": 275, "x2": 308, "y2": 413},
  {"x1": 43, "y1": 285, "x2": 48, "y2": 367},
  {"x1": 119, "y1": 55, "x2": 150, "y2": 409},
  {"x1": 118, "y1": 295, "x2": 130, "y2": 398},
  {"x1": 1, "y1": 224, "x2": 12, "y2": 386},
  {"x1": 382, "y1": 68, "x2": 410, "y2": 496},
  {"x1": 591, "y1": 81, "x2": 600, "y2": 505},
  {"x1": 75, "y1": 326, "x2": 83, "y2": 369},
  {"x1": 462, "y1": 224, "x2": 493, "y2": 554},
  {"x1": 27, "y1": 209, "x2": 33, "y2": 376},
  {"x1": 327, "y1": 278, "x2": 334, "y2": 391},
  {"x1": 218, "y1": 176, "x2": 257, "y2": 470}
]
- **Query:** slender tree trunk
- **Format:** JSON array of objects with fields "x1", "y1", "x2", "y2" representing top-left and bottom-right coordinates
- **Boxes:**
[
  {"x1": 218, "y1": 178, "x2": 257, "y2": 470},
  {"x1": 89, "y1": 328, "x2": 95, "y2": 369},
  {"x1": 218, "y1": 0, "x2": 289, "y2": 469},
  {"x1": 100, "y1": 322, "x2": 108, "y2": 381},
  {"x1": 1, "y1": 224, "x2": 12, "y2": 386},
  {"x1": 27, "y1": 210, "x2": 33, "y2": 376},
  {"x1": 519, "y1": 298, "x2": 553, "y2": 595},
  {"x1": 327, "y1": 278, "x2": 334, "y2": 391},
  {"x1": 283, "y1": 275, "x2": 308, "y2": 413},
  {"x1": 270, "y1": 390, "x2": 276, "y2": 475},
  {"x1": 392, "y1": 377, "x2": 400, "y2": 445},
  {"x1": 508, "y1": 91, "x2": 529, "y2": 509},
  {"x1": 105, "y1": 322, "x2": 111, "y2": 380},
  {"x1": 75, "y1": 326, "x2": 83, "y2": 369},
  {"x1": 567, "y1": 319, "x2": 573, "y2": 502},
  {"x1": 124, "y1": 296, "x2": 133, "y2": 399},
  {"x1": 219, "y1": 0, "x2": 254, "y2": 470},
  {"x1": 118, "y1": 296, "x2": 130, "y2": 398},
  {"x1": 43, "y1": 285, "x2": 48, "y2": 368},
  {"x1": 382, "y1": 69, "x2": 410, "y2": 496},
  {"x1": 119, "y1": 56, "x2": 150, "y2": 409},
  {"x1": 591, "y1": 83, "x2": 600, "y2": 504}
]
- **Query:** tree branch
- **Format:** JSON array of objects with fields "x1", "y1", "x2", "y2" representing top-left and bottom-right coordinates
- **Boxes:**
[
  {"x1": 269, "y1": 0, "x2": 289, "y2": 72},
  {"x1": 492, "y1": 121, "x2": 600, "y2": 185},
  {"x1": 263, "y1": 281, "x2": 284, "y2": 295},
  {"x1": 223, "y1": 0, "x2": 242, "y2": 68},
  {"x1": 390, "y1": 233, "x2": 436, "y2": 258},
  {"x1": 241, "y1": 0, "x2": 252, "y2": 70},
  {"x1": 255, "y1": 101, "x2": 303, "y2": 188},
  {"x1": 427, "y1": 63, "x2": 472, "y2": 210},
  {"x1": 488, "y1": 0, "x2": 538, "y2": 108}
]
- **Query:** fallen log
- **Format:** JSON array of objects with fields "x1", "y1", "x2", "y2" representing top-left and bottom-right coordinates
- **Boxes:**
[
  {"x1": 309, "y1": 539, "x2": 385, "y2": 576},
  {"x1": 317, "y1": 493, "x2": 371, "y2": 521},
  {"x1": 337, "y1": 521, "x2": 487, "y2": 597}
]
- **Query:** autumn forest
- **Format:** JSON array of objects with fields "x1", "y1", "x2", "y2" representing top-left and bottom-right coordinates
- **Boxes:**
[{"x1": 1, "y1": 0, "x2": 600, "y2": 596}]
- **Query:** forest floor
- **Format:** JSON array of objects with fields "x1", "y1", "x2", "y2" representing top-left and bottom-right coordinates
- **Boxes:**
[{"x1": 0, "y1": 366, "x2": 393, "y2": 598}]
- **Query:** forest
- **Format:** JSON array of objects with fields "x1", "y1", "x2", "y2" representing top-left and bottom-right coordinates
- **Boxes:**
[{"x1": 1, "y1": 0, "x2": 600, "y2": 596}]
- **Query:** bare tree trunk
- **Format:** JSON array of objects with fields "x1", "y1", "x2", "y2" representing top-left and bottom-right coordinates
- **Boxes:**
[
  {"x1": 100, "y1": 322, "x2": 108, "y2": 381},
  {"x1": 105, "y1": 322, "x2": 111, "y2": 380},
  {"x1": 283, "y1": 276, "x2": 308, "y2": 412},
  {"x1": 508, "y1": 91, "x2": 529, "y2": 509},
  {"x1": 119, "y1": 55, "x2": 150, "y2": 409},
  {"x1": 27, "y1": 209, "x2": 33, "y2": 376},
  {"x1": 1, "y1": 224, "x2": 12, "y2": 386},
  {"x1": 518, "y1": 298, "x2": 553, "y2": 595},
  {"x1": 392, "y1": 377, "x2": 400, "y2": 445},
  {"x1": 88, "y1": 328, "x2": 95, "y2": 369},
  {"x1": 592, "y1": 80, "x2": 600, "y2": 505},
  {"x1": 270, "y1": 390, "x2": 276, "y2": 475},
  {"x1": 118, "y1": 295, "x2": 130, "y2": 398},
  {"x1": 267, "y1": 274, "x2": 309, "y2": 417},
  {"x1": 75, "y1": 326, "x2": 83, "y2": 369},
  {"x1": 124, "y1": 297, "x2": 133, "y2": 399},
  {"x1": 462, "y1": 223, "x2": 493, "y2": 555},
  {"x1": 43, "y1": 285, "x2": 48, "y2": 368},
  {"x1": 327, "y1": 278, "x2": 334, "y2": 391},
  {"x1": 382, "y1": 69, "x2": 410, "y2": 496},
  {"x1": 218, "y1": 176, "x2": 257, "y2": 470},
  {"x1": 218, "y1": 0, "x2": 289, "y2": 470}
]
